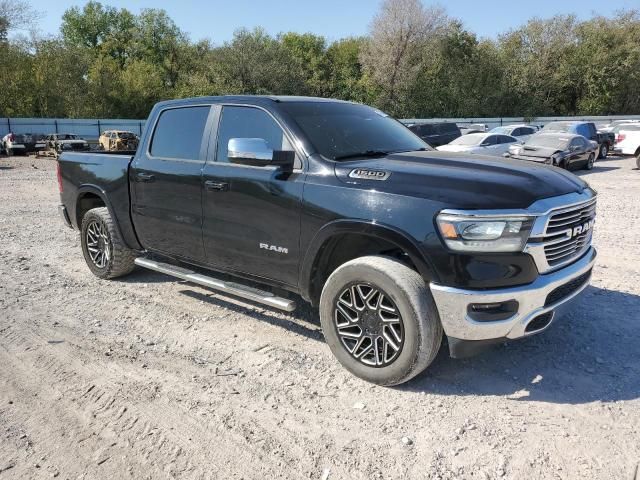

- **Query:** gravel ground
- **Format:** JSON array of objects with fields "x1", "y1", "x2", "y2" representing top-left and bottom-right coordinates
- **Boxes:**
[{"x1": 0, "y1": 154, "x2": 638, "y2": 480}]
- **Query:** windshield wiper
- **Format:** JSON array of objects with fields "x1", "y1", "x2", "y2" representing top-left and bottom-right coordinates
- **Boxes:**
[{"x1": 333, "y1": 150, "x2": 391, "y2": 161}]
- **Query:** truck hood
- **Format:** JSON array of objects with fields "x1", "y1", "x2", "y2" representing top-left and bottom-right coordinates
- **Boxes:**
[{"x1": 333, "y1": 150, "x2": 588, "y2": 210}]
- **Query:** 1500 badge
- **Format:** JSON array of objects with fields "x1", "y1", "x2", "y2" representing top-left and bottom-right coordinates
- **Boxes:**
[{"x1": 348, "y1": 169, "x2": 391, "y2": 181}]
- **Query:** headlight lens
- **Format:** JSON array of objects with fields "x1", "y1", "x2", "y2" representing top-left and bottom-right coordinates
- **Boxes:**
[{"x1": 436, "y1": 213, "x2": 534, "y2": 252}]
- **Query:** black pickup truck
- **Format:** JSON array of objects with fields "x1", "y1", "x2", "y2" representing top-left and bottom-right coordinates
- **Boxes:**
[{"x1": 57, "y1": 96, "x2": 597, "y2": 386}]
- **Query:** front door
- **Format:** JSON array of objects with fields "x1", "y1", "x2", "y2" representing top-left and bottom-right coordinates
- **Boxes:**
[
  {"x1": 201, "y1": 105, "x2": 304, "y2": 287},
  {"x1": 130, "y1": 105, "x2": 213, "y2": 262},
  {"x1": 567, "y1": 137, "x2": 589, "y2": 169}
]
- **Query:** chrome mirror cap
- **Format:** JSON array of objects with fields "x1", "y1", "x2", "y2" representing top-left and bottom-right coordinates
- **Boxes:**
[{"x1": 228, "y1": 138, "x2": 273, "y2": 163}]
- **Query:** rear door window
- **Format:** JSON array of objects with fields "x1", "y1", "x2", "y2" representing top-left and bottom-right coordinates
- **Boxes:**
[
  {"x1": 482, "y1": 135, "x2": 498, "y2": 145},
  {"x1": 150, "y1": 106, "x2": 210, "y2": 160}
]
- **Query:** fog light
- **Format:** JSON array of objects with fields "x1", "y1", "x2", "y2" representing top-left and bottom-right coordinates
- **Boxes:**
[{"x1": 467, "y1": 300, "x2": 519, "y2": 322}]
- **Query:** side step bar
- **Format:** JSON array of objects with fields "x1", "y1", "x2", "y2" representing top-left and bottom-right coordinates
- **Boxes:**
[{"x1": 134, "y1": 257, "x2": 296, "y2": 312}]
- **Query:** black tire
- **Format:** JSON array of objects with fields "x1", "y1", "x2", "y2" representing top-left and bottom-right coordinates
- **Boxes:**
[
  {"x1": 636, "y1": 155, "x2": 640, "y2": 170},
  {"x1": 598, "y1": 143, "x2": 608, "y2": 159},
  {"x1": 80, "y1": 207, "x2": 136, "y2": 279},
  {"x1": 319, "y1": 255, "x2": 443, "y2": 386},
  {"x1": 584, "y1": 153, "x2": 595, "y2": 170}
]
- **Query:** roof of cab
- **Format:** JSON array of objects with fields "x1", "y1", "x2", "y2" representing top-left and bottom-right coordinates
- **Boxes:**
[{"x1": 154, "y1": 95, "x2": 353, "y2": 108}]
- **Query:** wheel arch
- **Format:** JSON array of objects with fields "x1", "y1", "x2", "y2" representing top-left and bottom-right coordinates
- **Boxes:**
[
  {"x1": 300, "y1": 220, "x2": 438, "y2": 306},
  {"x1": 75, "y1": 185, "x2": 128, "y2": 246}
]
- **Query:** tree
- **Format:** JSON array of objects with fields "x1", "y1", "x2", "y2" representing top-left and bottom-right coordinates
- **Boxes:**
[
  {"x1": 215, "y1": 28, "x2": 306, "y2": 95},
  {"x1": 0, "y1": 0, "x2": 40, "y2": 38},
  {"x1": 280, "y1": 32, "x2": 328, "y2": 96},
  {"x1": 361, "y1": 0, "x2": 451, "y2": 115},
  {"x1": 61, "y1": 1, "x2": 120, "y2": 49}
]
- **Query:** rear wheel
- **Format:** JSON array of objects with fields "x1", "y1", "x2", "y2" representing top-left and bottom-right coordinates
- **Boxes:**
[
  {"x1": 584, "y1": 153, "x2": 595, "y2": 170},
  {"x1": 598, "y1": 143, "x2": 608, "y2": 159},
  {"x1": 319, "y1": 255, "x2": 443, "y2": 386},
  {"x1": 81, "y1": 207, "x2": 136, "y2": 279}
]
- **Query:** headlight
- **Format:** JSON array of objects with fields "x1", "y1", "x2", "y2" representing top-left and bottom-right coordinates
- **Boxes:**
[{"x1": 436, "y1": 213, "x2": 534, "y2": 252}]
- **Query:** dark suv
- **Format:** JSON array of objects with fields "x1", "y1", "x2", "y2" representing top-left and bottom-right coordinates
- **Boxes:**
[{"x1": 407, "y1": 122, "x2": 461, "y2": 147}]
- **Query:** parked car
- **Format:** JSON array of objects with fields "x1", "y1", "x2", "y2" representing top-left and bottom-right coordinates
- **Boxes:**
[
  {"x1": 99, "y1": 130, "x2": 139, "y2": 151},
  {"x1": 598, "y1": 119, "x2": 640, "y2": 133},
  {"x1": 45, "y1": 133, "x2": 90, "y2": 155},
  {"x1": 506, "y1": 133, "x2": 598, "y2": 170},
  {"x1": 458, "y1": 123, "x2": 489, "y2": 135},
  {"x1": 612, "y1": 124, "x2": 640, "y2": 168},
  {"x1": 407, "y1": 122, "x2": 461, "y2": 147},
  {"x1": 2, "y1": 133, "x2": 26, "y2": 156},
  {"x1": 541, "y1": 121, "x2": 614, "y2": 159},
  {"x1": 436, "y1": 132, "x2": 520, "y2": 155},
  {"x1": 57, "y1": 95, "x2": 596, "y2": 386},
  {"x1": 490, "y1": 124, "x2": 538, "y2": 142}
]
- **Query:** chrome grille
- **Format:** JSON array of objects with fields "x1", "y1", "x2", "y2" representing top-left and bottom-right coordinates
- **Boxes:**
[{"x1": 542, "y1": 198, "x2": 596, "y2": 267}]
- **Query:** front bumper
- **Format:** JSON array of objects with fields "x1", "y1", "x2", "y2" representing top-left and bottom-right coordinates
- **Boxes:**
[{"x1": 430, "y1": 247, "x2": 596, "y2": 342}]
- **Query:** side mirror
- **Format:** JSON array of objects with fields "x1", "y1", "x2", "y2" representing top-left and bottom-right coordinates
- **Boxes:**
[{"x1": 228, "y1": 138, "x2": 295, "y2": 171}]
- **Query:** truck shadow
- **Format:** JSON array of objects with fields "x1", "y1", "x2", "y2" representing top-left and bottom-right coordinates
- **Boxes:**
[
  {"x1": 121, "y1": 269, "x2": 638, "y2": 404},
  {"x1": 402, "y1": 285, "x2": 640, "y2": 404}
]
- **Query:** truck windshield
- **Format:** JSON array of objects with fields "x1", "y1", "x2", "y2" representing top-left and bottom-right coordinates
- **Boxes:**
[{"x1": 280, "y1": 102, "x2": 430, "y2": 160}]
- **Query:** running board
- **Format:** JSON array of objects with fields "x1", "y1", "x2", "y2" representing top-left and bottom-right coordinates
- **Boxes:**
[{"x1": 134, "y1": 257, "x2": 296, "y2": 312}]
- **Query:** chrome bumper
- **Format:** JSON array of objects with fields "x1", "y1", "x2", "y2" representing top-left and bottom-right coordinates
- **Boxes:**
[{"x1": 430, "y1": 247, "x2": 596, "y2": 341}]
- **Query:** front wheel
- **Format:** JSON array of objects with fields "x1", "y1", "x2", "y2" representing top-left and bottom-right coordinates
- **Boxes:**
[
  {"x1": 584, "y1": 153, "x2": 595, "y2": 170},
  {"x1": 81, "y1": 207, "x2": 136, "y2": 279},
  {"x1": 598, "y1": 143, "x2": 608, "y2": 159},
  {"x1": 319, "y1": 255, "x2": 443, "y2": 386}
]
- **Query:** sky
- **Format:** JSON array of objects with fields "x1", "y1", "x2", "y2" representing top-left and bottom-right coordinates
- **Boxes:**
[{"x1": 25, "y1": 0, "x2": 639, "y2": 43}]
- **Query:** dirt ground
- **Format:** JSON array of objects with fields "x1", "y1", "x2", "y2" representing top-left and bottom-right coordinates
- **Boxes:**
[{"x1": 0, "y1": 153, "x2": 638, "y2": 480}]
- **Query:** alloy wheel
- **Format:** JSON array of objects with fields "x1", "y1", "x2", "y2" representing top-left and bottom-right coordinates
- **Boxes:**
[
  {"x1": 334, "y1": 284, "x2": 404, "y2": 367},
  {"x1": 85, "y1": 220, "x2": 111, "y2": 269}
]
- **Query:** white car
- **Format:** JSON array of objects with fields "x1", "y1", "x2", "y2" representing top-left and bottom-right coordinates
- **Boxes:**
[
  {"x1": 598, "y1": 119, "x2": 640, "y2": 133},
  {"x1": 2, "y1": 133, "x2": 27, "y2": 156},
  {"x1": 613, "y1": 124, "x2": 640, "y2": 161},
  {"x1": 436, "y1": 133, "x2": 521, "y2": 156},
  {"x1": 490, "y1": 124, "x2": 538, "y2": 142}
]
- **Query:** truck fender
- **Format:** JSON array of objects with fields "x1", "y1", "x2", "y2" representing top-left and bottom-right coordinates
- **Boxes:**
[
  {"x1": 299, "y1": 219, "x2": 439, "y2": 303},
  {"x1": 75, "y1": 185, "x2": 139, "y2": 250}
]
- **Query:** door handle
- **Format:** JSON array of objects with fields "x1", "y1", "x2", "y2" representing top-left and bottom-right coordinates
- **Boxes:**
[
  {"x1": 204, "y1": 180, "x2": 229, "y2": 192},
  {"x1": 136, "y1": 172, "x2": 155, "y2": 183}
]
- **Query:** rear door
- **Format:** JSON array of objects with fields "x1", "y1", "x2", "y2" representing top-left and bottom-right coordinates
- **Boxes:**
[
  {"x1": 201, "y1": 105, "x2": 304, "y2": 287},
  {"x1": 130, "y1": 104, "x2": 214, "y2": 261}
]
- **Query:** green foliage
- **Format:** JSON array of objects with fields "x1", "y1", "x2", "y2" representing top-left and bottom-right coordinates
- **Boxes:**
[{"x1": 2, "y1": 1, "x2": 640, "y2": 119}]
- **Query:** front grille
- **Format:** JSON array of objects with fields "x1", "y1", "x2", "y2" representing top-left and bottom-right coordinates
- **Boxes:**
[
  {"x1": 543, "y1": 198, "x2": 596, "y2": 267},
  {"x1": 544, "y1": 269, "x2": 592, "y2": 307}
]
